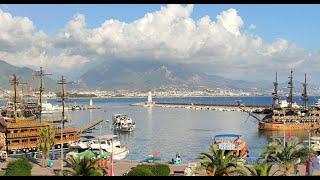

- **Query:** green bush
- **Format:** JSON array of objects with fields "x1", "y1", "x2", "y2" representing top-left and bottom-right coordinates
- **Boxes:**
[
  {"x1": 4, "y1": 157, "x2": 32, "y2": 176},
  {"x1": 134, "y1": 164, "x2": 170, "y2": 176},
  {"x1": 127, "y1": 166, "x2": 155, "y2": 176},
  {"x1": 152, "y1": 164, "x2": 170, "y2": 176}
]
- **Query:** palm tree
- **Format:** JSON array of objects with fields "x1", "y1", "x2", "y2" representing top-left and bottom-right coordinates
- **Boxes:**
[
  {"x1": 260, "y1": 138, "x2": 311, "y2": 176},
  {"x1": 63, "y1": 156, "x2": 108, "y2": 176},
  {"x1": 199, "y1": 144, "x2": 245, "y2": 176},
  {"x1": 245, "y1": 163, "x2": 277, "y2": 176},
  {"x1": 38, "y1": 126, "x2": 55, "y2": 167}
]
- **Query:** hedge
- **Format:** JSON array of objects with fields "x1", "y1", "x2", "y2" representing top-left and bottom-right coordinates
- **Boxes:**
[
  {"x1": 4, "y1": 157, "x2": 32, "y2": 176},
  {"x1": 127, "y1": 166, "x2": 154, "y2": 176}
]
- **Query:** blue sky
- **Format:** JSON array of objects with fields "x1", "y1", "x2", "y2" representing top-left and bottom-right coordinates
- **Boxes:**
[
  {"x1": 1, "y1": 4, "x2": 320, "y2": 82},
  {"x1": 2, "y1": 4, "x2": 320, "y2": 52}
]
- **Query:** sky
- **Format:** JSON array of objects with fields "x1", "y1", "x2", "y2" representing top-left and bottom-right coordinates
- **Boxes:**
[{"x1": 1, "y1": 4, "x2": 320, "y2": 83}]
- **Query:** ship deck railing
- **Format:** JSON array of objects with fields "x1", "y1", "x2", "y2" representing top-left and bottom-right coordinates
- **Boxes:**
[{"x1": 7, "y1": 136, "x2": 80, "y2": 151}]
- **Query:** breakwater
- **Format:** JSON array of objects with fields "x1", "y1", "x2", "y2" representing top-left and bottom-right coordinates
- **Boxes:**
[{"x1": 130, "y1": 102, "x2": 271, "y2": 113}]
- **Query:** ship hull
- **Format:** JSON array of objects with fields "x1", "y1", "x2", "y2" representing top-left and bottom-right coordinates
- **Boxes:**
[{"x1": 259, "y1": 122, "x2": 320, "y2": 131}]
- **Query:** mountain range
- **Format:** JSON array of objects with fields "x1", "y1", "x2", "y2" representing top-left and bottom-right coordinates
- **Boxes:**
[
  {"x1": 76, "y1": 60, "x2": 273, "y2": 91},
  {"x1": 0, "y1": 59, "x2": 318, "y2": 94},
  {"x1": 0, "y1": 60, "x2": 58, "y2": 92}
]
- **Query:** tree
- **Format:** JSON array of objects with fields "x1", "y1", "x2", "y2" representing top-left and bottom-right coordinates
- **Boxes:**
[
  {"x1": 63, "y1": 156, "x2": 107, "y2": 176},
  {"x1": 133, "y1": 164, "x2": 170, "y2": 176},
  {"x1": 38, "y1": 126, "x2": 56, "y2": 167},
  {"x1": 199, "y1": 145, "x2": 245, "y2": 176},
  {"x1": 5, "y1": 157, "x2": 32, "y2": 176},
  {"x1": 260, "y1": 138, "x2": 311, "y2": 176},
  {"x1": 127, "y1": 166, "x2": 155, "y2": 176}
]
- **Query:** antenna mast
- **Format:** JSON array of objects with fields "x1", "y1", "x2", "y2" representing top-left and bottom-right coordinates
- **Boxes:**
[
  {"x1": 34, "y1": 67, "x2": 51, "y2": 122},
  {"x1": 301, "y1": 73, "x2": 308, "y2": 110},
  {"x1": 287, "y1": 69, "x2": 294, "y2": 109}
]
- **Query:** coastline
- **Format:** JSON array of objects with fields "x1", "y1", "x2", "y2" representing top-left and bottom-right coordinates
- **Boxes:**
[{"x1": 0, "y1": 95, "x2": 274, "y2": 101}]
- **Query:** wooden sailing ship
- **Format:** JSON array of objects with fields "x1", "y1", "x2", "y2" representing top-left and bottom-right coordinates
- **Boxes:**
[
  {"x1": 1, "y1": 69, "x2": 81, "y2": 155},
  {"x1": 241, "y1": 70, "x2": 320, "y2": 131}
]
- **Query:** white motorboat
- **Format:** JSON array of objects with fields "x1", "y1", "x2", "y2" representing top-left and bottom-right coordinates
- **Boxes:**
[
  {"x1": 68, "y1": 135, "x2": 129, "y2": 160},
  {"x1": 112, "y1": 114, "x2": 135, "y2": 132}
]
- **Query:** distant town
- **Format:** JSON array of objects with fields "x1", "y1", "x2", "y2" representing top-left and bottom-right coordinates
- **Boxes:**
[
  {"x1": 0, "y1": 87, "x2": 280, "y2": 99},
  {"x1": 2, "y1": 85, "x2": 320, "y2": 100}
]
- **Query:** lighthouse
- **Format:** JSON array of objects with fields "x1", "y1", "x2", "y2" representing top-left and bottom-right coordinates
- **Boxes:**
[
  {"x1": 146, "y1": 91, "x2": 154, "y2": 106},
  {"x1": 148, "y1": 91, "x2": 152, "y2": 103}
]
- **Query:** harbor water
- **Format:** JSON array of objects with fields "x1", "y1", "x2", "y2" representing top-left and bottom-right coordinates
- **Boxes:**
[{"x1": 2, "y1": 96, "x2": 319, "y2": 162}]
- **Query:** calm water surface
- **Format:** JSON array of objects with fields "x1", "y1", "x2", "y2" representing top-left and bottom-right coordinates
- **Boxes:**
[{"x1": 3, "y1": 96, "x2": 317, "y2": 162}]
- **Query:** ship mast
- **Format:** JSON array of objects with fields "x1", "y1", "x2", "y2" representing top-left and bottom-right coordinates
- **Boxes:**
[
  {"x1": 272, "y1": 72, "x2": 280, "y2": 109},
  {"x1": 35, "y1": 67, "x2": 51, "y2": 122},
  {"x1": 287, "y1": 69, "x2": 294, "y2": 109},
  {"x1": 301, "y1": 73, "x2": 308, "y2": 110},
  {"x1": 57, "y1": 75, "x2": 67, "y2": 175},
  {"x1": 9, "y1": 74, "x2": 19, "y2": 122}
]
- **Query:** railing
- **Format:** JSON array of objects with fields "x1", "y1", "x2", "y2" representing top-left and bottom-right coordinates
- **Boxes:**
[
  {"x1": 7, "y1": 131, "x2": 39, "y2": 139},
  {"x1": 7, "y1": 136, "x2": 81, "y2": 151}
]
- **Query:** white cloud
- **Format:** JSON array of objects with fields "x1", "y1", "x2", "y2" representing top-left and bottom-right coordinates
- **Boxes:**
[
  {"x1": 249, "y1": 24, "x2": 256, "y2": 30},
  {"x1": 0, "y1": 5, "x2": 315, "y2": 81}
]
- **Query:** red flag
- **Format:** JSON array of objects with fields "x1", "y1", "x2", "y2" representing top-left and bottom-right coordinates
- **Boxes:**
[{"x1": 287, "y1": 131, "x2": 292, "y2": 140}]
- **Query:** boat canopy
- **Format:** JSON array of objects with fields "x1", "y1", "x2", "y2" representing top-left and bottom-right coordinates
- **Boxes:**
[
  {"x1": 77, "y1": 150, "x2": 110, "y2": 159},
  {"x1": 214, "y1": 134, "x2": 241, "y2": 139}
]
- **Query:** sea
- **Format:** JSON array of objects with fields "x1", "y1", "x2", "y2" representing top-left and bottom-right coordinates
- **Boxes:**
[{"x1": 2, "y1": 96, "x2": 320, "y2": 163}]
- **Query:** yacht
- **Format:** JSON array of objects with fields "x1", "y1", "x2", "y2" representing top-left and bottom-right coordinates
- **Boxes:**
[
  {"x1": 112, "y1": 114, "x2": 135, "y2": 132},
  {"x1": 68, "y1": 135, "x2": 129, "y2": 160}
]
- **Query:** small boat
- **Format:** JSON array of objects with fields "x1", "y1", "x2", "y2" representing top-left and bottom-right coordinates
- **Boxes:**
[
  {"x1": 71, "y1": 105, "x2": 81, "y2": 111},
  {"x1": 212, "y1": 134, "x2": 248, "y2": 160},
  {"x1": 112, "y1": 114, "x2": 135, "y2": 132},
  {"x1": 141, "y1": 151, "x2": 161, "y2": 163},
  {"x1": 69, "y1": 135, "x2": 129, "y2": 160}
]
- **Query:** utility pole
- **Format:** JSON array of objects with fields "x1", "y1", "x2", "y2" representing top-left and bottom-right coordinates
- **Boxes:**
[
  {"x1": 34, "y1": 67, "x2": 51, "y2": 122},
  {"x1": 57, "y1": 76, "x2": 67, "y2": 175}
]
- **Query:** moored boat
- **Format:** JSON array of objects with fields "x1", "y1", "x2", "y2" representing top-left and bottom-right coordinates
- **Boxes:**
[
  {"x1": 212, "y1": 134, "x2": 248, "y2": 160},
  {"x1": 112, "y1": 114, "x2": 135, "y2": 132}
]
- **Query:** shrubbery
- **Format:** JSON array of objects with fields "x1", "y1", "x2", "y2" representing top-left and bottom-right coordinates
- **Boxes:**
[
  {"x1": 127, "y1": 166, "x2": 154, "y2": 176},
  {"x1": 4, "y1": 157, "x2": 32, "y2": 176},
  {"x1": 127, "y1": 163, "x2": 170, "y2": 176},
  {"x1": 152, "y1": 164, "x2": 170, "y2": 176}
]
